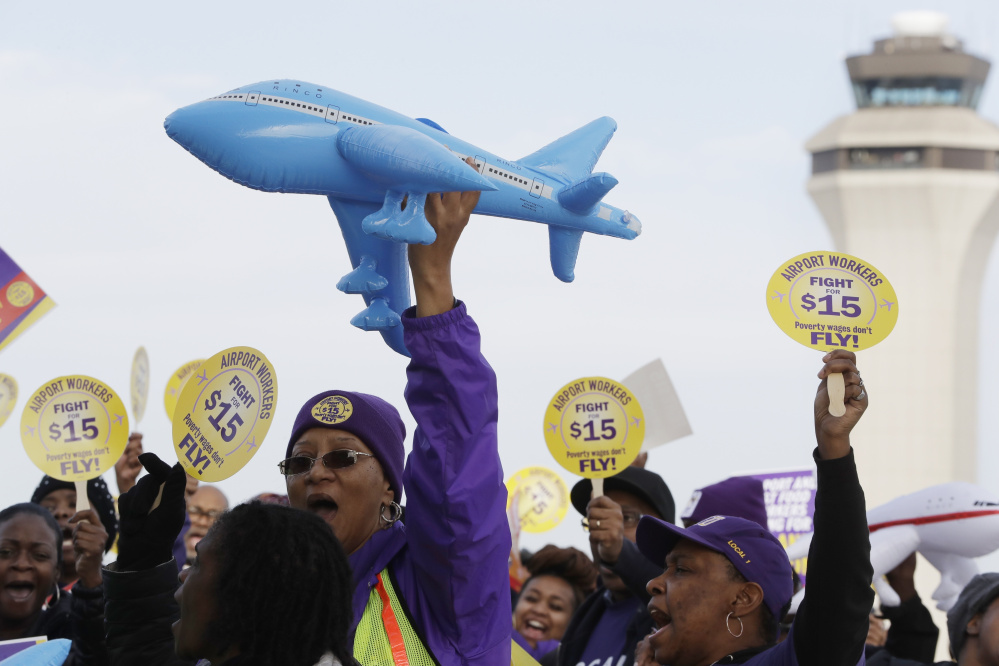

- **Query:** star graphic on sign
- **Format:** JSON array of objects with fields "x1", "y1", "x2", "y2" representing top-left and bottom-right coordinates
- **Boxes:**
[
  {"x1": 113, "y1": 414, "x2": 124, "y2": 425},
  {"x1": 196, "y1": 370, "x2": 208, "y2": 385},
  {"x1": 168, "y1": 387, "x2": 176, "y2": 396},
  {"x1": 632, "y1": 417, "x2": 642, "y2": 427},
  {"x1": 546, "y1": 423, "x2": 557, "y2": 434}
]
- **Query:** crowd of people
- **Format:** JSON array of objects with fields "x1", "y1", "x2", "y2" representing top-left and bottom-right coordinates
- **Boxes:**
[{"x1": 3, "y1": 176, "x2": 999, "y2": 666}]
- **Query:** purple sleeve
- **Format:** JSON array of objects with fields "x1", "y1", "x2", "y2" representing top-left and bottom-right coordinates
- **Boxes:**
[{"x1": 402, "y1": 302, "x2": 512, "y2": 661}]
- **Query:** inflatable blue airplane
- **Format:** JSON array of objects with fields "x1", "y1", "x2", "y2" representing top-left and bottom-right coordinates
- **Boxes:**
[{"x1": 165, "y1": 79, "x2": 641, "y2": 355}]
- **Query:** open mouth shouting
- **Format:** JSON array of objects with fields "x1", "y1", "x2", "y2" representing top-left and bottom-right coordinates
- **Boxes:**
[
  {"x1": 649, "y1": 606, "x2": 672, "y2": 635},
  {"x1": 3, "y1": 580, "x2": 37, "y2": 610},
  {"x1": 306, "y1": 493, "x2": 339, "y2": 524}
]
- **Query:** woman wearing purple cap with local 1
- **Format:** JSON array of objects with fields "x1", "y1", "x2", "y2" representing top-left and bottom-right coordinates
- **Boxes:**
[
  {"x1": 278, "y1": 170, "x2": 513, "y2": 665},
  {"x1": 635, "y1": 350, "x2": 874, "y2": 666}
]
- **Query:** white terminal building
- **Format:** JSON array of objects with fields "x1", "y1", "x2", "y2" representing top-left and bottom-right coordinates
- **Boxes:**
[{"x1": 806, "y1": 11, "x2": 999, "y2": 504}]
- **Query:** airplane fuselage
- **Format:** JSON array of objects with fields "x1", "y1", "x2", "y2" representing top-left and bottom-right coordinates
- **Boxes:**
[
  {"x1": 866, "y1": 482, "x2": 999, "y2": 557},
  {"x1": 165, "y1": 79, "x2": 637, "y2": 239}
]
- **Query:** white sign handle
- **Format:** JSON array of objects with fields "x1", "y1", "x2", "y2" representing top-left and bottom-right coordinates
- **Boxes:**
[
  {"x1": 827, "y1": 372, "x2": 847, "y2": 417},
  {"x1": 592, "y1": 478, "x2": 604, "y2": 499},
  {"x1": 75, "y1": 480, "x2": 90, "y2": 513}
]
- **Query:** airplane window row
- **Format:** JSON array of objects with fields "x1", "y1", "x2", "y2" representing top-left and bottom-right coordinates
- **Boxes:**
[
  {"x1": 262, "y1": 97, "x2": 325, "y2": 114},
  {"x1": 213, "y1": 93, "x2": 378, "y2": 127},
  {"x1": 341, "y1": 114, "x2": 374, "y2": 126},
  {"x1": 486, "y1": 167, "x2": 528, "y2": 186}
]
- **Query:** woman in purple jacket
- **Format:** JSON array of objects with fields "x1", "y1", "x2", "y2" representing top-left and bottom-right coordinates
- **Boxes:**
[{"x1": 279, "y1": 180, "x2": 512, "y2": 665}]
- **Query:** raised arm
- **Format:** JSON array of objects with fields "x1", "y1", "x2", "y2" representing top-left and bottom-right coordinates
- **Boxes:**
[
  {"x1": 401, "y1": 169, "x2": 512, "y2": 663},
  {"x1": 407, "y1": 178, "x2": 480, "y2": 317},
  {"x1": 792, "y1": 350, "x2": 875, "y2": 665},
  {"x1": 103, "y1": 454, "x2": 191, "y2": 666}
]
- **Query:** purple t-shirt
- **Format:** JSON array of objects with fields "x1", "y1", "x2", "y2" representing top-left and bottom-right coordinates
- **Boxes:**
[
  {"x1": 576, "y1": 594, "x2": 643, "y2": 666},
  {"x1": 172, "y1": 513, "x2": 190, "y2": 572}
]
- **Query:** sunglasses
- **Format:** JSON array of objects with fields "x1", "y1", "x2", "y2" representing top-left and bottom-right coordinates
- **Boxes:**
[{"x1": 277, "y1": 449, "x2": 374, "y2": 476}]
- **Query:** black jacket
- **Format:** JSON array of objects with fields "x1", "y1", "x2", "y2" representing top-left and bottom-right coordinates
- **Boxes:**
[
  {"x1": 879, "y1": 595, "x2": 940, "y2": 662},
  {"x1": 548, "y1": 536, "x2": 662, "y2": 666},
  {"x1": 103, "y1": 560, "x2": 354, "y2": 666},
  {"x1": 103, "y1": 560, "x2": 190, "y2": 666},
  {"x1": 21, "y1": 581, "x2": 109, "y2": 666}
]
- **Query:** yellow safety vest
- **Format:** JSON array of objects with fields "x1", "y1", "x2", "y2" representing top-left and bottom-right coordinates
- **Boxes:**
[{"x1": 353, "y1": 568, "x2": 540, "y2": 666}]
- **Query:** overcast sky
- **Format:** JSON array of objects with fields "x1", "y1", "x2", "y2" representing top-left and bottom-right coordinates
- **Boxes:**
[{"x1": 3, "y1": 0, "x2": 999, "y2": 571}]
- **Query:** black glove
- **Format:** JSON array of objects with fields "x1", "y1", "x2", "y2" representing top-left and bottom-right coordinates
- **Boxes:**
[{"x1": 116, "y1": 452, "x2": 188, "y2": 572}]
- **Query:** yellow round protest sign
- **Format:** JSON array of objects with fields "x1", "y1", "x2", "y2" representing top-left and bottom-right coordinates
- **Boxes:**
[
  {"x1": 164, "y1": 359, "x2": 204, "y2": 420},
  {"x1": 171, "y1": 347, "x2": 277, "y2": 482},
  {"x1": 0, "y1": 374, "x2": 17, "y2": 430},
  {"x1": 20, "y1": 375, "x2": 130, "y2": 481},
  {"x1": 543, "y1": 377, "x2": 644, "y2": 479},
  {"x1": 131, "y1": 347, "x2": 150, "y2": 425},
  {"x1": 766, "y1": 251, "x2": 899, "y2": 351},
  {"x1": 506, "y1": 467, "x2": 570, "y2": 533}
]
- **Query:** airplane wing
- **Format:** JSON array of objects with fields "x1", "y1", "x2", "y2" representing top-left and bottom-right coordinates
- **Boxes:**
[
  {"x1": 788, "y1": 525, "x2": 919, "y2": 607},
  {"x1": 869, "y1": 524, "x2": 921, "y2": 606},
  {"x1": 335, "y1": 125, "x2": 496, "y2": 245},
  {"x1": 327, "y1": 197, "x2": 411, "y2": 356}
]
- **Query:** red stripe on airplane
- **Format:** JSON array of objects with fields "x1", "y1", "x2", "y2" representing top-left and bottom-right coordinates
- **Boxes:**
[{"x1": 869, "y1": 510, "x2": 999, "y2": 533}]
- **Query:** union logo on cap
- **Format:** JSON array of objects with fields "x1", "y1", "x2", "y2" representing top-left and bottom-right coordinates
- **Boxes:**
[
  {"x1": 312, "y1": 395, "x2": 353, "y2": 425},
  {"x1": 696, "y1": 515, "x2": 726, "y2": 527}
]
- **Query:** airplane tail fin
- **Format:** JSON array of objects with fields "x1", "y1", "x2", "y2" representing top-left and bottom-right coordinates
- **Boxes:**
[
  {"x1": 518, "y1": 117, "x2": 617, "y2": 181},
  {"x1": 520, "y1": 117, "x2": 635, "y2": 283},
  {"x1": 558, "y1": 172, "x2": 618, "y2": 214}
]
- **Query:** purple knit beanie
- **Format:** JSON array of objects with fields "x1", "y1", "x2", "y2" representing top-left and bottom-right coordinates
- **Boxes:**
[
  {"x1": 286, "y1": 390, "x2": 406, "y2": 499},
  {"x1": 681, "y1": 476, "x2": 768, "y2": 528}
]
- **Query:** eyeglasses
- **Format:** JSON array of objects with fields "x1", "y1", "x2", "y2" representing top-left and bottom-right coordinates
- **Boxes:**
[
  {"x1": 580, "y1": 511, "x2": 645, "y2": 532},
  {"x1": 188, "y1": 506, "x2": 223, "y2": 521},
  {"x1": 278, "y1": 450, "x2": 374, "y2": 476}
]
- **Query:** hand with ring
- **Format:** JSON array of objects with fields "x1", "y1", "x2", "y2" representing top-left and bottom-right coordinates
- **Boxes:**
[
  {"x1": 586, "y1": 495, "x2": 626, "y2": 566},
  {"x1": 814, "y1": 350, "x2": 868, "y2": 461}
]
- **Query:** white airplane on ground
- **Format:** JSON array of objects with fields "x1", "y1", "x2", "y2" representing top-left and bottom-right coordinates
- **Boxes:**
[{"x1": 785, "y1": 482, "x2": 999, "y2": 610}]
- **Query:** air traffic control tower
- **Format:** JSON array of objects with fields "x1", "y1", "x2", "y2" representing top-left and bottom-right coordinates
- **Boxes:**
[{"x1": 807, "y1": 12, "x2": 999, "y2": 504}]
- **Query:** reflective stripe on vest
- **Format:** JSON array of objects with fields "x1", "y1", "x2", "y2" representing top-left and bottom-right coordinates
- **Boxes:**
[
  {"x1": 376, "y1": 573, "x2": 409, "y2": 665},
  {"x1": 353, "y1": 568, "x2": 540, "y2": 666},
  {"x1": 354, "y1": 569, "x2": 436, "y2": 666}
]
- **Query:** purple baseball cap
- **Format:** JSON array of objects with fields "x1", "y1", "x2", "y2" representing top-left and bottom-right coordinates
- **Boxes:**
[{"x1": 636, "y1": 514, "x2": 793, "y2": 620}]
